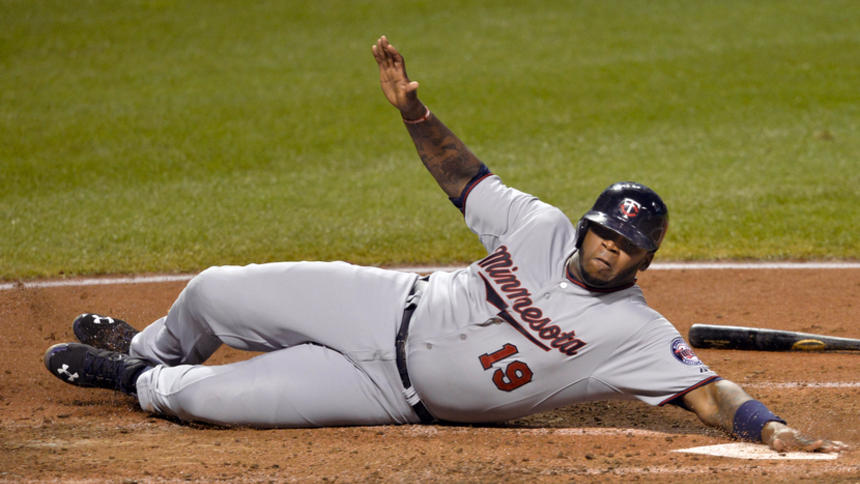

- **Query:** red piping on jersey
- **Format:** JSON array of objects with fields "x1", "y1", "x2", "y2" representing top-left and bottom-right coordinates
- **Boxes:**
[{"x1": 657, "y1": 375, "x2": 722, "y2": 406}]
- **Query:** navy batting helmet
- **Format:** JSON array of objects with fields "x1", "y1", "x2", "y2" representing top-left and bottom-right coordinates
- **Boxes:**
[{"x1": 575, "y1": 182, "x2": 669, "y2": 252}]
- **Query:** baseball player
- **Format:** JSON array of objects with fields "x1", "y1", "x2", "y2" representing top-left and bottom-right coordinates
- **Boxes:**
[{"x1": 43, "y1": 35, "x2": 845, "y2": 454}]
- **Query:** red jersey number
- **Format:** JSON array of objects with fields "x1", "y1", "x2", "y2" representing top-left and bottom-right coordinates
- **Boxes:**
[{"x1": 478, "y1": 343, "x2": 533, "y2": 392}]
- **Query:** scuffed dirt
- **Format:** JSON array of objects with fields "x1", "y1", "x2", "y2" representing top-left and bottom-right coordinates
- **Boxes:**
[{"x1": 1, "y1": 268, "x2": 858, "y2": 482}]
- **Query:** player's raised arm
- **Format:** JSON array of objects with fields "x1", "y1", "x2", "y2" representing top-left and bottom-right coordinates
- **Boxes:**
[
  {"x1": 372, "y1": 35, "x2": 484, "y2": 199},
  {"x1": 682, "y1": 379, "x2": 848, "y2": 453}
]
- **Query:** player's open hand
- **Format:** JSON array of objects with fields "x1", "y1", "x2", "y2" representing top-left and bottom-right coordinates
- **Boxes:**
[
  {"x1": 372, "y1": 36, "x2": 423, "y2": 118},
  {"x1": 766, "y1": 425, "x2": 848, "y2": 453}
]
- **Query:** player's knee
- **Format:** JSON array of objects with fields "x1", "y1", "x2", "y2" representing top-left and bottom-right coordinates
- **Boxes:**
[{"x1": 183, "y1": 266, "x2": 233, "y2": 307}]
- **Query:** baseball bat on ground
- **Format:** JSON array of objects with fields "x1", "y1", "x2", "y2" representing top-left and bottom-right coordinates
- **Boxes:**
[{"x1": 688, "y1": 324, "x2": 860, "y2": 351}]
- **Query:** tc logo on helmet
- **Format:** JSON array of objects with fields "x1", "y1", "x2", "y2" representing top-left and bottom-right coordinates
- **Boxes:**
[{"x1": 618, "y1": 198, "x2": 641, "y2": 218}]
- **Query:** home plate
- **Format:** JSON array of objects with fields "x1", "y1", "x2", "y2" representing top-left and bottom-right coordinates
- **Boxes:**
[{"x1": 673, "y1": 443, "x2": 838, "y2": 460}]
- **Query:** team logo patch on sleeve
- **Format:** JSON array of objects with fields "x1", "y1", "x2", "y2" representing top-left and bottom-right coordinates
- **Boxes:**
[{"x1": 671, "y1": 337, "x2": 703, "y2": 366}]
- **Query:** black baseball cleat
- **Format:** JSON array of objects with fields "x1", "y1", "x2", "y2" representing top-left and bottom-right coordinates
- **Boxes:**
[
  {"x1": 73, "y1": 313, "x2": 139, "y2": 354},
  {"x1": 44, "y1": 343, "x2": 149, "y2": 395}
]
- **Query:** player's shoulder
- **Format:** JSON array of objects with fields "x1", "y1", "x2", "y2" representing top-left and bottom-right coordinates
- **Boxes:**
[
  {"x1": 470, "y1": 175, "x2": 536, "y2": 204},
  {"x1": 472, "y1": 175, "x2": 571, "y2": 218},
  {"x1": 471, "y1": 175, "x2": 560, "y2": 209},
  {"x1": 527, "y1": 200, "x2": 573, "y2": 229},
  {"x1": 598, "y1": 285, "x2": 667, "y2": 326}
]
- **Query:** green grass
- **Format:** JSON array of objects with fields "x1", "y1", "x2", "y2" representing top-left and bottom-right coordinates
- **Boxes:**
[{"x1": 2, "y1": 0, "x2": 858, "y2": 280}]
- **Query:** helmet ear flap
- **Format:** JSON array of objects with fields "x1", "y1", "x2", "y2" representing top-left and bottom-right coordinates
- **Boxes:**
[{"x1": 575, "y1": 219, "x2": 589, "y2": 249}]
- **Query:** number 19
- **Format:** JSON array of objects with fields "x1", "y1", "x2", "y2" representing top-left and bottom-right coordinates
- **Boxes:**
[{"x1": 478, "y1": 343, "x2": 533, "y2": 392}]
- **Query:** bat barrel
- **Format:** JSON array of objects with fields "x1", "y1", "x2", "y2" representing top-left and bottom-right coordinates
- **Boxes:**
[{"x1": 688, "y1": 324, "x2": 860, "y2": 351}]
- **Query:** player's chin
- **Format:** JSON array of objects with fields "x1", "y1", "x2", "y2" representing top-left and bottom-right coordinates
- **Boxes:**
[{"x1": 582, "y1": 261, "x2": 617, "y2": 286}]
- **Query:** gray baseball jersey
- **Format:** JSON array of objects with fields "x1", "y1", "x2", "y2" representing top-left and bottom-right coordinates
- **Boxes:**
[
  {"x1": 407, "y1": 174, "x2": 718, "y2": 422},
  {"x1": 130, "y1": 173, "x2": 717, "y2": 427}
]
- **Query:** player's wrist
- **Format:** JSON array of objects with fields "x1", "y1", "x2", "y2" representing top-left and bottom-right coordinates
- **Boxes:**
[
  {"x1": 732, "y1": 399, "x2": 787, "y2": 443},
  {"x1": 761, "y1": 421, "x2": 789, "y2": 445},
  {"x1": 402, "y1": 105, "x2": 430, "y2": 124}
]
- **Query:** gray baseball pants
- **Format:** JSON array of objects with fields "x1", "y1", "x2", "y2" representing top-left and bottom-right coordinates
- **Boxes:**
[{"x1": 131, "y1": 261, "x2": 422, "y2": 427}]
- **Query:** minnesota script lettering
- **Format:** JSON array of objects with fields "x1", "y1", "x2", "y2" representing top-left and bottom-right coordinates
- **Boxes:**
[{"x1": 478, "y1": 246, "x2": 587, "y2": 356}]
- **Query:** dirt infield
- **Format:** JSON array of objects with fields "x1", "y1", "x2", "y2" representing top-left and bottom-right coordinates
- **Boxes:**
[{"x1": 2, "y1": 268, "x2": 858, "y2": 482}]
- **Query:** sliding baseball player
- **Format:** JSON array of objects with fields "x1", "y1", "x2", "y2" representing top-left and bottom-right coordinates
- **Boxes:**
[{"x1": 43, "y1": 36, "x2": 846, "y2": 454}]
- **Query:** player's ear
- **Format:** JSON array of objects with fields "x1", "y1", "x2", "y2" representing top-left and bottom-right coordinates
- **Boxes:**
[{"x1": 638, "y1": 253, "x2": 654, "y2": 272}]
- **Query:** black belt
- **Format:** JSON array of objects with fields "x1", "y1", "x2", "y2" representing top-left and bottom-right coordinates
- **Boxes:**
[{"x1": 395, "y1": 276, "x2": 435, "y2": 424}]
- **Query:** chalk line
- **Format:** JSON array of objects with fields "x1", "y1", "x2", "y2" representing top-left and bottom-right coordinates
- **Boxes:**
[
  {"x1": 400, "y1": 262, "x2": 860, "y2": 272},
  {"x1": 743, "y1": 382, "x2": 860, "y2": 389},
  {"x1": 0, "y1": 274, "x2": 195, "y2": 291},
  {"x1": 2, "y1": 261, "x2": 858, "y2": 291},
  {"x1": 650, "y1": 262, "x2": 860, "y2": 270}
]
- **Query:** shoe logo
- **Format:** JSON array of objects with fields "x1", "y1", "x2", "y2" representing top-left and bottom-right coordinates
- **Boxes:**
[
  {"x1": 57, "y1": 364, "x2": 79, "y2": 382},
  {"x1": 92, "y1": 315, "x2": 115, "y2": 325}
]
